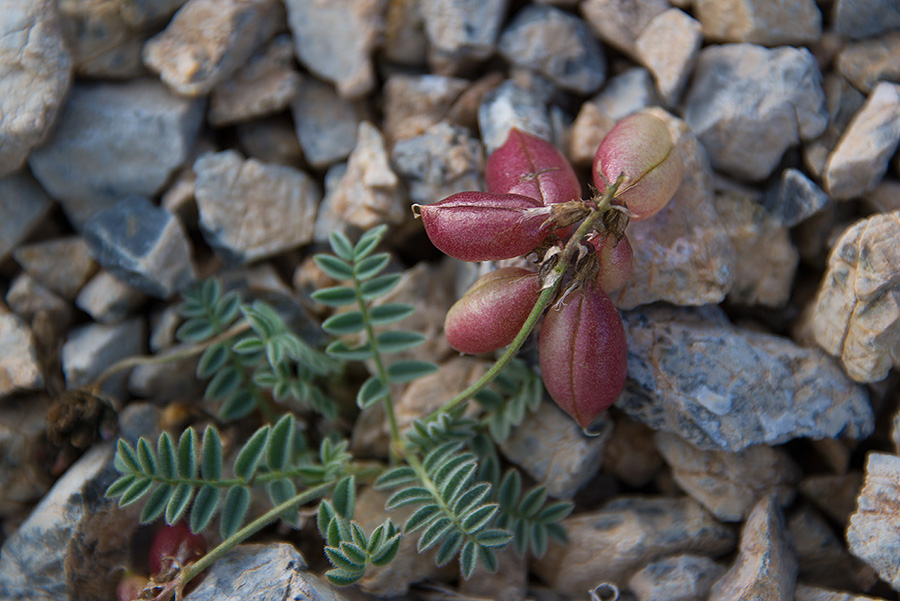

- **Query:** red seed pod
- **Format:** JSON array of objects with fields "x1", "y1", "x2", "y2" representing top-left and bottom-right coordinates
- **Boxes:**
[
  {"x1": 539, "y1": 285, "x2": 627, "y2": 428},
  {"x1": 416, "y1": 192, "x2": 552, "y2": 262},
  {"x1": 445, "y1": 267, "x2": 541, "y2": 355},
  {"x1": 486, "y1": 128, "x2": 582, "y2": 207},
  {"x1": 592, "y1": 113, "x2": 683, "y2": 221},
  {"x1": 148, "y1": 521, "x2": 207, "y2": 577},
  {"x1": 589, "y1": 232, "x2": 634, "y2": 294}
]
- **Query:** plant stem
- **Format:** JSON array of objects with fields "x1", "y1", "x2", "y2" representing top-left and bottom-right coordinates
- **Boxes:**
[{"x1": 176, "y1": 481, "x2": 334, "y2": 595}]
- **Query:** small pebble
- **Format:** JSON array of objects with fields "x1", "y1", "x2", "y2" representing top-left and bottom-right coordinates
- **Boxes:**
[
  {"x1": 14, "y1": 236, "x2": 97, "y2": 300},
  {"x1": 62, "y1": 318, "x2": 146, "y2": 397},
  {"x1": 478, "y1": 80, "x2": 553, "y2": 154},
  {"x1": 0, "y1": 313, "x2": 44, "y2": 399},
  {"x1": 763, "y1": 167, "x2": 832, "y2": 227},
  {"x1": 75, "y1": 271, "x2": 147, "y2": 324},
  {"x1": 634, "y1": 8, "x2": 702, "y2": 107},
  {"x1": 580, "y1": 0, "x2": 668, "y2": 58},
  {"x1": 629, "y1": 554, "x2": 727, "y2": 601}
]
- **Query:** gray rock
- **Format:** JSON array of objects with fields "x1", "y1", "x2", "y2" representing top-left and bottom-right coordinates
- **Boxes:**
[
  {"x1": 846, "y1": 453, "x2": 900, "y2": 590},
  {"x1": 655, "y1": 432, "x2": 801, "y2": 522},
  {"x1": 593, "y1": 67, "x2": 658, "y2": 121},
  {"x1": 478, "y1": 80, "x2": 553, "y2": 153},
  {"x1": 612, "y1": 109, "x2": 736, "y2": 310},
  {"x1": 694, "y1": 0, "x2": 822, "y2": 45},
  {"x1": 236, "y1": 115, "x2": 306, "y2": 166},
  {"x1": 0, "y1": 444, "x2": 141, "y2": 601},
  {"x1": 314, "y1": 122, "x2": 405, "y2": 232},
  {"x1": 14, "y1": 236, "x2": 98, "y2": 300},
  {"x1": 118, "y1": 0, "x2": 188, "y2": 26},
  {"x1": 789, "y1": 505, "x2": 865, "y2": 591},
  {"x1": 532, "y1": 496, "x2": 736, "y2": 597},
  {"x1": 628, "y1": 554, "x2": 727, "y2": 601},
  {"x1": 0, "y1": 395, "x2": 55, "y2": 520},
  {"x1": 709, "y1": 496, "x2": 797, "y2": 601},
  {"x1": 619, "y1": 304, "x2": 874, "y2": 452},
  {"x1": 62, "y1": 318, "x2": 145, "y2": 398},
  {"x1": 500, "y1": 402, "x2": 613, "y2": 498},
  {"x1": 0, "y1": 171, "x2": 55, "y2": 262},
  {"x1": 0, "y1": 0, "x2": 72, "y2": 177},
  {"x1": 498, "y1": 5, "x2": 606, "y2": 95},
  {"x1": 383, "y1": 74, "x2": 469, "y2": 143},
  {"x1": 382, "y1": 0, "x2": 428, "y2": 66},
  {"x1": 128, "y1": 342, "x2": 202, "y2": 401},
  {"x1": 823, "y1": 83, "x2": 900, "y2": 201},
  {"x1": 763, "y1": 168, "x2": 831, "y2": 227},
  {"x1": 290, "y1": 77, "x2": 364, "y2": 169},
  {"x1": 795, "y1": 585, "x2": 890, "y2": 601},
  {"x1": 143, "y1": 0, "x2": 283, "y2": 97},
  {"x1": 811, "y1": 210, "x2": 900, "y2": 383},
  {"x1": 185, "y1": 543, "x2": 348, "y2": 601},
  {"x1": 83, "y1": 197, "x2": 196, "y2": 300},
  {"x1": 804, "y1": 74, "x2": 867, "y2": 178},
  {"x1": 568, "y1": 101, "x2": 616, "y2": 167},
  {"x1": 285, "y1": 0, "x2": 384, "y2": 98},
  {"x1": 684, "y1": 44, "x2": 828, "y2": 181},
  {"x1": 714, "y1": 191, "x2": 799, "y2": 307},
  {"x1": 635, "y1": 9, "x2": 702, "y2": 107},
  {"x1": 194, "y1": 150, "x2": 321, "y2": 262},
  {"x1": 28, "y1": 79, "x2": 205, "y2": 230},
  {"x1": 836, "y1": 33, "x2": 900, "y2": 94},
  {"x1": 209, "y1": 35, "x2": 302, "y2": 127},
  {"x1": 391, "y1": 121, "x2": 485, "y2": 205},
  {"x1": 0, "y1": 313, "x2": 44, "y2": 399},
  {"x1": 75, "y1": 271, "x2": 147, "y2": 324},
  {"x1": 833, "y1": 0, "x2": 900, "y2": 39},
  {"x1": 421, "y1": 0, "x2": 508, "y2": 67},
  {"x1": 5, "y1": 274, "x2": 73, "y2": 330},
  {"x1": 580, "y1": 0, "x2": 669, "y2": 58}
]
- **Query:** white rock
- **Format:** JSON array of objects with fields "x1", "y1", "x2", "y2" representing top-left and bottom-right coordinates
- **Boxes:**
[
  {"x1": 0, "y1": 314, "x2": 44, "y2": 398},
  {"x1": 846, "y1": 453, "x2": 900, "y2": 591}
]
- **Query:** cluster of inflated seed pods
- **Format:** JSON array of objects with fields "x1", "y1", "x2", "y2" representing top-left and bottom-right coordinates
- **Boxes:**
[{"x1": 414, "y1": 113, "x2": 684, "y2": 429}]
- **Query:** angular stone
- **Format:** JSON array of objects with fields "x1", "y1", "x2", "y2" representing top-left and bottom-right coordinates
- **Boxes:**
[
  {"x1": 58, "y1": 0, "x2": 145, "y2": 79},
  {"x1": 837, "y1": 33, "x2": 900, "y2": 94},
  {"x1": 714, "y1": 191, "x2": 799, "y2": 307},
  {"x1": 285, "y1": 0, "x2": 384, "y2": 98},
  {"x1": 117, "y1": 0, "x2": 187, "y2": 26},
  {"x1": 209, "y1": 35, "x2": 302, "y2": 127},
  {"x1": 764, "y1": 168, "x2": 831, "y2": 227},
  {"x1": 185, "y1": 543, "x2": 348, "y2": 601},
  {"x1": 316, "y1": 122, "x2": 405, "y2": 231},
  {"x1": 684, "y1": 44, "x2": 828, "y2": 181},
  {"x1": 789, "y1": 505, "x2": 865, "y2": 591},
  {"x1": 804, "y1": 74, "x2": 867, "y2": 178},
  {"x1": 594, "y1": 67, "x2": 658, "y2": 121},
  {"x1": 811, "y1": 211, "x2": 900, "y2": 383},
  {"x1": 391, "y1": 121, "x2": 485, "y2": 205},
  {"x1": 619, "y1": 304, "x2": 874, "y2": 452},
  {"x1": 478, "y1": 80, "x2": 553, "y2": 154},
  {"x1": 14, "y1": 236, "x2": 97, "y2": 300},
  {"x1": 0, "y1": 314, "x2": 44, "y2": 398},
  {"x1": 866, "y1": 179, "x2": 900, "y2": 214},
  {"x1": 420, "y1": 0, "x2": 508, "y2": 66},
  {"x1": 0, "y1": 395, "x2": 55, "y2": 520},
  {"x1": 290, "y1": 77, "x2": 364, "y2": 169},
  {"x1": 532, "y1": 496, "x2": 736, "y2": 597},
  {"x1": 0, "y1": 171, "x2": 55, "y2": 262},
  {"x1": 0, "y1": 444, "x2": 142, "y2": 601},
  {"x1": 498, "y1": 5, "x2": 605, "y2": 95},
  {"x1": 75, "y1": 270, "x2": 147, "y2": 324},
  {"x1": 83, "y1": 197, "x2": 196, "y2": 300},
  {"x1": 28, "y1": 79, "x2": 205, "y2": 229},
  {"x1": 143, "y1": 0, "x2": 283, "y2": 97},
  {"x1": 795, "y1": 585, "x2": 889, "y2": 601},
  {"x1": 194, "y1": 150, "x2": 320, "y2": 263},
  {"x1": 629, "y1": 554, "x2": 727, "y2": 601},
  {"x1": 568, "y1": 102, "x2": 615, "y2": 167},
  {"x1": 500, "y1": 402, "x2": 612, "y2": 498},
  {"x1": 824, "y1": 83, "x2": 900, "y2": 201},
  {"x1": 383, "y1": 74, "x2": 469, "y2": 143},
  {"x1": 580, "y1": 0, "x2": 668, "y2": 58},
  {"x1": 709, "y1": 496, "x2": 797, "y2": 601},
  {"x1": 695, "y1": 0, "x2": 822, "y2": 45},
  {"x1": 847, "y1": 453, "x2": 900, "y2": 591},
  {"x1": 833, "y1": 0, "x2": 900, "y2": 39},
  {"x1": 655, "y1": 432, "x2": 801, "y2": 522},
  {"x1": 800, "y1": 472, "x2": 863, "y2": 525},
  {"x1": 62, "y1": 318, "x2": 145, "y2": 397},
  {"x1": 634, "y1": 9, "x2": 702, "y2": 107},
  {"x1": 0, "y1": 0, "x2": 72, "y2": 177},
  {"x1": 235, "y1": 115, "x2": 305, "y2": 166},
  {"x1": 613, "y1": 110, "x2": 736, "y2": 309},
  {"x1": 5, "y1": 274, "x2": 73, "y2": 330}
]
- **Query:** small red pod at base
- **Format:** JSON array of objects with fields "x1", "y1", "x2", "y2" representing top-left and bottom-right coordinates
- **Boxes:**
[
  {"x1": 539, "y1": 285, "x2": 627, "y2": 428},
  {"x1": 589, "y1": 232, "x2": 634, "y2": 294},
  {"x1": 148, "y1": 522, "x2": 207, "y2": 577}
]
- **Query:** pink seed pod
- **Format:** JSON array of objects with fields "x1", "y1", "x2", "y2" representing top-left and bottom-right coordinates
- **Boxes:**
[
  {"x1": 593, "y1": 113, "x2": 683, "y2": 221},
  {"x1": 149, "y1": 521, "x2": 207, "y2": 577},
  {"x1": 539, "y1": 285, "x2": 627, "y2": 428},
  {"x1": 486, "y1": 128, "x2": 582, "y2": 207},
  {"x1": 589, "y1": 232, "x2": 634, "y2": 294},
  {"x1": 416, "y1": 192, "x2": 553, "y2": 262},
  {"x1": 445, "y1": 267, "x2": 541, "y2": 355}
]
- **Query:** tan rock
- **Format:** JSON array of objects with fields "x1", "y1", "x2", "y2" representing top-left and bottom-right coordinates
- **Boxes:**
[
  {"x1": 836, "y1": 32, "x2": 900, "y2": 94},
  {"x1": 656, "y1": 432, "x2": 801, "y2": 522},
  {"x1": 14, "y1": 236, "x2": 98, "y2": 300},
  {"x1": 695, "y1": 0, "x2": 821, "y2": 45},
  {"x1": 634, "y1": 8, "x2": 702, "y2": 107},
  {"x1": 811, "y1": 210, "x2": 900, "y2": 382},
  {"x1": 846, "y1": 453, "x2": 900, "y2": 591},
  {"x1": 795, "y1": 585, "x2": 889, "y2": 601},
  {"x1": 0, "y1": 314, "x2": 44, "y2": 398},
  {"x1": 803, "y1": 74, "x2": 866, "y2": 178},
  {"x1": 567, "y1": 101, "x2": 615, "y2": 167},
  {"x1": 629, "y1": 554, "x2": 727, "y2": 601},
  {"x1": 580, "y1": 0, "x2": 669, "y2": 58},
  {"x1": 383, "y1": 74, "x2": 468, "y2": 143},
  {"x1": 395, "y1": 356, "x2": 488, "y2": 434},
  {"x1": 789, "y1": 505, "x2": 872, "y2": 591},
  {"x1": 799, "y1": 472, "x2": 863, "y2": 525}
]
